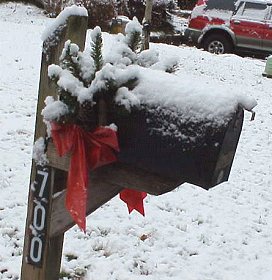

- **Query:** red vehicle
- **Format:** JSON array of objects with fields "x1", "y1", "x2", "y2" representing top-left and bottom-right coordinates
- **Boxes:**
[{"x1": 185, "y1": 0, "x2": 272, "y2": 54}]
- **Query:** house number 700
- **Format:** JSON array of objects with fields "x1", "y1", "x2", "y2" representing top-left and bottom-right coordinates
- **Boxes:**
[{"x1": 27, "y1": 166, "x2": 50, "y2": 267}]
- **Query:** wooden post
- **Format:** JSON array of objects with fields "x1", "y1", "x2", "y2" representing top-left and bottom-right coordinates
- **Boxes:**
[
  {"x1": 21, "y1": 14, "x2": 88, "y2": 280},
  {"x1": 143, "y1": 0, "x2": 153, "y2": 50}
]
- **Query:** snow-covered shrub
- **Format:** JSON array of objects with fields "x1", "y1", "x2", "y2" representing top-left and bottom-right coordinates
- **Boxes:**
[
  {"x1": 36, "y1": 0, "x2": 177, "y2": 32},
  {"x1": 78, "y1": 0, "x2": 116, "y2": 30},
  {"x1": 19, "y1": 0, "x2": 45, "y2": 9},
  {"x1": 177, "y1": 0, "x2": 197, "y2": 10},
  {"x1": 79, "y1": 0, "x2": 178, "y2": 31},
  {"x1": 34, "y1": 0, "x2": 116, "y2": 25},
  {"x1": 43, "y1": 0, "x2": 74, "y2": 17},
  {"x1": 126, "y1": 0, "x2": 177, "y2": 33}
]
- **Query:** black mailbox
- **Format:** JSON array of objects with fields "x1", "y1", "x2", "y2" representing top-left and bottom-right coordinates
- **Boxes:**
[{"x1": 110, "y1": 104, "x2": 244, "y2": 193}]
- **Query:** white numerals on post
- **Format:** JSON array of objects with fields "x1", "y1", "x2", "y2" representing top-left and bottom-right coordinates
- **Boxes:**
[{"x1": 27, "y1": 166, "x2": 50, "y2": 267}]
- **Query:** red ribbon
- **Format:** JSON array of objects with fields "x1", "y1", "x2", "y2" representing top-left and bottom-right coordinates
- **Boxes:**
[
  {"x1": 51, "y1": 123, "x2": 146, "y2": 231},
  {"x1": 120, "y1": 189, "x2": 147, "y2": 216}
]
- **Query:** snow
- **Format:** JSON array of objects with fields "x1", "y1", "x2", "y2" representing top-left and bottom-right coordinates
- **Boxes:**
[
  {"x1": 137, "y1": 49, "x2": 160, "y2": 68},
  {"x1": 59, "y1": 40, "x2": 96, "y2": 84},
  {"x1": 106, "y1": 123, "x2": 118, "y2": 132},
  {"x1": 32, "y1": 137, "x2": 48, "y2": 166},
  {"x1": 41, "y1": 97, "x2": 69, "y2": 121},
  {"x1": 154, "y1": 0, "x2": 174, "y2": 4},
  {"x1": 116, "y1": 15, "x2": 130, "y2": 23},
  {"x1": 102, "y1": 32, "x2": 137, "y2": 66},
  {"x1": 191, "y1": 4, "x2": 233, "y2": 20},
  {"x1": 115, "y1": 87, "x2": 140, "y2": 112},
  {"x1": 45, "y1": 9, "x2": 254, "y2": 133},
  {"x1": 89, "y1": 64, "x2": 139, "y2": 97},
  {"x1": 125, "y1": 17, "x2": 142, "y2": 37},
  {"x1": 0, "y1": 2, "x2": 272, "y2": 280},
  {"x1": 90, "y1": 26, "x2": 102, "y2": 43},
  {"x1": 59, "y1": 40, "x2": 80, "y2": 60},
  {"x1": 47, "y1": 64, "x2": 92, "y2": 103},
  {"x1": 41, "y1": 5, "x2": 88, "y2": 41},
  {"x1": 151, "y1": 53, "x2": 179, "y2": 72}
]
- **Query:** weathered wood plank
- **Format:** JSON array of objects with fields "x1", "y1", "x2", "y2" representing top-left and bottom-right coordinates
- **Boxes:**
[
  {"x1": 50, "y1": 161, "x2": 182, "y2": 237},
  {"x1": 93, "y1": 163, "x2": 182, "y2": 195},
  {"x1": 47, "y1": 142, "x2": 70, "y2": 171},
  {"x1": 50, "y1": 174, "x2": 123, "y2": 237},
  {"x1": 21, "y1": 14, "x2": 88, "y2": 280},
  {"x1": 47, "y1": 141, "x2": 182, "y2": 193}
]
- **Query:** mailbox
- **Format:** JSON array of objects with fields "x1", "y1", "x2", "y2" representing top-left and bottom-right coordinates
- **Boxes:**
[
  {"x1": 110, "y1": 16, "x2": 130, "y2": 34},
  {"x1": 110, "y1": 105, "x2": 244, "y2": 193}
]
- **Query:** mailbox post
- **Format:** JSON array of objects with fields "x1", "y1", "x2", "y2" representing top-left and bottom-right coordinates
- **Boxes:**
[{"x1": 21, "y1": 12, "x2": 88, "y2": 280}]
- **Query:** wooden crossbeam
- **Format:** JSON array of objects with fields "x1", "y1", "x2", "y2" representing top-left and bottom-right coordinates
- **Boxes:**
[{"x1": 47, "y1": 142, "x2": 182, "y2": 237}]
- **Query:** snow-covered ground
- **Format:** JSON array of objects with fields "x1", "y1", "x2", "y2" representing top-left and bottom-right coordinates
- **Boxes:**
[{"x1": 1, "y1": 2, "x2": 272, "y2": 280}]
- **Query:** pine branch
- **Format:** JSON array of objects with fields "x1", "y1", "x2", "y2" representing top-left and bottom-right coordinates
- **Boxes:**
[
  {"x1": 60, "y1": 43, "x2": 82, "y2": 82},
  {"x1": 91, "y1": 30, "x2": 103, "y2": 72},
  {"x1": 127, "y1": 30, "x2": 142, "y2": 53}
]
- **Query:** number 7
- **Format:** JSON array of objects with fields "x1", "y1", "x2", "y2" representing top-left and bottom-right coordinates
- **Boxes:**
[{"x1": 37, "y1": 170, "x2": 48, "y2": 198}]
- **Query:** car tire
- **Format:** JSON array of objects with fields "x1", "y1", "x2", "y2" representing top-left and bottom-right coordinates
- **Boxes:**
[{"x1": 203, "y1": 34, "x2": 233, "y2": 54}]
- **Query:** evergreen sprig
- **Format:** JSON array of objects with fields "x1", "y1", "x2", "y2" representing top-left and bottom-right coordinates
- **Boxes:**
[
  {"x1": 60, "y1": 43, "x2": 81, "y2": 81},
  {"x1": 91, "y1": 31, "x2": 103, "y2": 72},
  {"x1": 127, "y1": 30, "x2": 142, "y2": 53},
  {"x1": 47, "y1": 27, "x2": 141, "y2": 129}
]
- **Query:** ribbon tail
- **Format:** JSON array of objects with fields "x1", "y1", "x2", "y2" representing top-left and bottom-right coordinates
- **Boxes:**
[
  {"x1": 66, "y1": 131, "x2": 88, "y2": 232},
  {"x1": 51, "y1": 122, "x2": 74, "y2": 156},
  {"x1": 86, "y1": 127, "x2": 119, "y2": 170},
  {"x1": 120, "y1": 189, "x2": 147, "y2": 216}
]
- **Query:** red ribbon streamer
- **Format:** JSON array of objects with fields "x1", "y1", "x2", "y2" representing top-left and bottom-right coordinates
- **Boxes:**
[
  {"x1": 120, "y1": 189, "x2": 147, "y2": 216},
  {"x1": 51, "y1": 123, "x2": 146, "y2": 231}
]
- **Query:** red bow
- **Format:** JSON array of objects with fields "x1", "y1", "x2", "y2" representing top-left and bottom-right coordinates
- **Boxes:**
[{"x1": 51, "y1": 123, "x2": 146, "y2": 231}]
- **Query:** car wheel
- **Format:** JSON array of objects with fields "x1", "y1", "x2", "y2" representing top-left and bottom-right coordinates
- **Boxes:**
[{"x1": 203, "y1": 34, "x2": 233, "y2": 54}]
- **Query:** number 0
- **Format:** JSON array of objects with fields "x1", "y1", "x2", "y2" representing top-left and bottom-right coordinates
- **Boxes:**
[
  {"x1": 33, "y1": 204, "x2": 46, "y2": 231},
  {"x1": 29, "y1": 237, "x2": 42, "y2": 263}
]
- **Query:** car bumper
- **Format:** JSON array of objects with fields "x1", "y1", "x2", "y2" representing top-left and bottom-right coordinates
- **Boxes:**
[{"x1": 184, "y1": 28, "x2": 202, "y2": 45}]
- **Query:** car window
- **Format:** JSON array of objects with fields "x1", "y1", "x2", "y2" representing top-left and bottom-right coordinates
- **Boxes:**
[
  {"x1": 266, "y1": 5, "x2": 272, "y2": 20},
  {"x1": 241, "y1": 2, "x2": 268, "y2": 20},
  {"x1": 234, "y1": 1, "x2": 245, "y2": 16},
  {"x1": 205, "y1": 0, "x2": 236, "y2": 11}
]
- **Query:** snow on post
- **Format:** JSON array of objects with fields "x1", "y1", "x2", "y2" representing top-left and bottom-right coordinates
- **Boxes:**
[
  {"x1": 41, "y1": 5, "x2": 88, "y2": 42},
  {"x1": 41, "y1": 5, "x2": 88, "y2": 60}
]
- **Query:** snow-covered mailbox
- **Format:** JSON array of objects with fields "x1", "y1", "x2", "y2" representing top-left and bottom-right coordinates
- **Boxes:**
[
  {"x1": 111, "y1": 80, "x2": 244, "y2": 192},
  {"x1": 21, "y1": 6, "x2": 256, "y2": 280}
]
